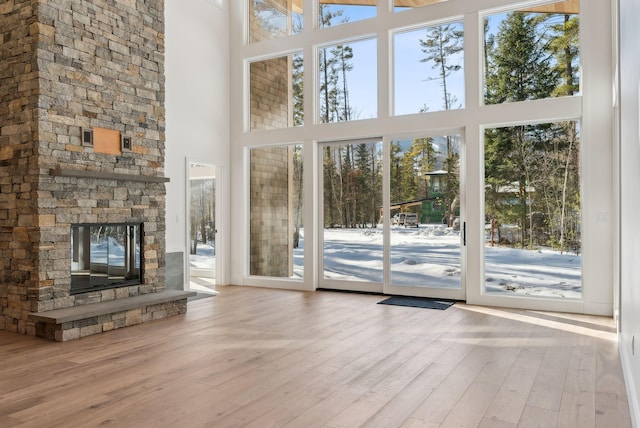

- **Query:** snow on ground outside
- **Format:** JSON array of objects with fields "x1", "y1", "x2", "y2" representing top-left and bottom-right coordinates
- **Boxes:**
[
  {"x1": 307, "y1": 224, "x2": 582, "y2": 299},
  {"x1": 190, "y1": 243, "x2": 216, "y2": 269},
  {"x1": 189, "y1": 225, "x2": 582, "y2": 299}
]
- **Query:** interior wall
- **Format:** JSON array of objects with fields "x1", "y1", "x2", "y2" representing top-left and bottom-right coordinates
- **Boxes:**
[
  {"x1": 164, "y1": 0, "x2": 230, "y2": 284},
  {"x1": 619, "y1": 0, "x2": 640, "y2": 424}
]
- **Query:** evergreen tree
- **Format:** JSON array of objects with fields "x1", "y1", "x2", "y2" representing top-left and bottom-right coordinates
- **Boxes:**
[
  {"x1": 400, "y1": 147, "x2": 419, "y2": 202},
  {"x1": 419, "y1": 24, "x2": 463, "y2": 225},
  {"x1": 483, "y1": 18, "x2": 495, "y2": 101},
  {"x1": 341, "y1": 144, "x2": 354, "y2": 227},
  {"x1": 407, "y1": 138, "x2": 437, "y2": 200},
  {"x1": 318, "y1": 6, "x2": 343, "y2": 123},
  {"x1": 390, "y1": 141, "x2": 404, "y2": 205},
  {"x1": 332, "y1": 44, "x2": 354, "y2": 121},
  {"x1": 547, "y1": 14, "x2": 579, "y2": 97},
  {"x1": 318, "y1": 7, "x2": 356, "y2": 123},
  {"x1": 354, "y1": 142, "x2": 381, "y2": 227},
  {"x1": 419, "y1": 23, "x2": 464, "y2": 111},
  {"x1": 484, "y1": 12, "x2": 561, "y2": 247},
  {"x1": 546, "y1": 13, "x2": 580, "y2": 253},
  {"x1": 485, "y1": 12, "x2": 559, "y2": 104}
]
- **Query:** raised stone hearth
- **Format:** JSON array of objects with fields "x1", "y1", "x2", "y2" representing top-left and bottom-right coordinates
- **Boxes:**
[
  {"x1": 0, "y1": 0, "x2": 192, "y2": 340},
  {"x1": 31, "y1": 289, "x2": 193, "y2": 341}
]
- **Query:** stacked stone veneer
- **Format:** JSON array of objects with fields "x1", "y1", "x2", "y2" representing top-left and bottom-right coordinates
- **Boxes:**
[
  {"x1": 39, "y1": 298, "x2": 188, "y2": 342},
  {"x1": 250, "y1": 147, "x2": 294, "y2": 277},
  {"x1": 249, "y1": 56, "x2": 290, "y2": 131},
  {"x1": 0, "y1": 0, "x2": 180, "y2": 339}
]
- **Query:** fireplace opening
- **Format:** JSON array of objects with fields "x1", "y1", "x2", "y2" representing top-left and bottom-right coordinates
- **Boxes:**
[{"x1": 70, "y1": 223, "x2": 143, "y2": 295}]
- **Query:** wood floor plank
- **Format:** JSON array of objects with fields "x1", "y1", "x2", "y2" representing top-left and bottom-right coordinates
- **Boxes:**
[
  {"x1": 322, "y1": 309, "x2": 473, "y2": 428},
  {"x1": 557, "y1": 391, "x2": 595, "y2": 428},
  {"x1": 0, "y1": 286, "x2": 630, "y2": 428},
  {"x1": 439, "y1": 380, "x2": 501, "y2": 427},
  {"x1": 393, "y1": 312, "x2": 511, "y2": 427},
  {"x1": 517, "y1": 405, "x2": 559, "y2": 428},
  {"x1": 479, "y1": 318, "x2": 542, "y2": 425},
  {"x1": 595, "y1": 391, "x2": 633, "y2": 428},
  {"x1": 525, "y1": 328, "x2": 573, "y2": 412},
  {"x1": 477, "y1": 418, "x2": 517, "y2": 428},
  {"x1": 291, "y1": 308, "x2": 472, "y2": 427}
]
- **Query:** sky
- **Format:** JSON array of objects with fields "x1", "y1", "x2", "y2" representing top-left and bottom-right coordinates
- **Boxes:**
[
  {"x1": 254, "y1": 2, "x2": 577, "y2": 122},
  {"x1": 316, "y1": 6, "x2": 574, "y2": 120},
  {"x1": 320, "y1": 5, "x2": 466, "y2": 119}
]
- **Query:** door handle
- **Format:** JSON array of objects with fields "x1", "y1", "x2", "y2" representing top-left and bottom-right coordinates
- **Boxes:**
[{"x1": 463, "y1": 222, "x2": 466, "y2": 246}]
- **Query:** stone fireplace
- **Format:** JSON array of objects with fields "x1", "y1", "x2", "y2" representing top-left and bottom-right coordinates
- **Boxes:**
[{"x1": 0, "y1": 0, "x2": 193, "y2": 340}]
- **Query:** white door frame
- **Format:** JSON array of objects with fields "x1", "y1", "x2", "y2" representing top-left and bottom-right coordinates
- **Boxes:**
[
  {"x1": 382, "y1": 130, "x2": 467, "y2": 301},
  {"x1": 316, "y1": 131, "x2": 467, "y2": 301},
  {"x1": 185, "y1": 159, "x2": 223, "y2": 290}
]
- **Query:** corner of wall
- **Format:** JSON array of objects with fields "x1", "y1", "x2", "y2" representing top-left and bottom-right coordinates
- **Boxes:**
[{"x1": 619, "y1": 339, "x2": 640, "y2": 427}]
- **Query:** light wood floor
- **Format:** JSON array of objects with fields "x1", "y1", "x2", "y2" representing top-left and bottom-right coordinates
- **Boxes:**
[{"x1": 0, "y1": 286, "x2": 631, "y2": 427}]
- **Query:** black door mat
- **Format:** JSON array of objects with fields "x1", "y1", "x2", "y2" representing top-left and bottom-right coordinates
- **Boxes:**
[{"x1": 378, "y1": 296, "x2": 455, "y2": 310}]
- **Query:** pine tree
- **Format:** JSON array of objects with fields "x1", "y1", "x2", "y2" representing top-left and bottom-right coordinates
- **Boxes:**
[
  {"x1": 484, "y1": 12, "x2": 561, "y2": 247},
  {"x1": 546, "y1": 13, "x2": 580, "y2": 253},
  {"x1": 485, "y1": 13, "x2": 559, "y2": 104},
  {"x1": 318, "y1": 6, "x2": 343, "y2": 123},
  {"x1": 354, "y1": 142, "x2": 380, "y2": 227},
  {"x1": 419, "y1": 24, "x2": 463, "y2": 226},
  {"x1": 390, "y1": 141, "x2": 404, "y2": 205},
  {"x1": 419, "y1": 23, "x2": 464, "y2": 111},
  {"x1": 318, "y1": 7, "x2": 356, "y2": 123},
  {"x1": 332, "y1": 44, "x2": 354, "y2": 121}
]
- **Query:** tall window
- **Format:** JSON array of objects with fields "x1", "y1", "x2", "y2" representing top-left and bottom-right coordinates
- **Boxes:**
[
  {"x1": 318, "y1": 39, "x2": 377, "y2": 123},
  {"x1": 390, "y1": 135, "x2": 462, "y2": 289},
  {"x1": 322, "y1": 140, "x2": 383, "y2": 282},
  {"x1": 484, "y1": 7, "x2": 580, "y2": 104},
  {"x1": 249, "y1": 53, "x2": 303, "y2": 130},
  {"x1": 484, "y1": 121, "x2": 582, "y2": 298},
  {"x1": 319, "y1": 2, "x2": 376, "y2": 27},
  {"x1": 250, "y1": 0, "x2": 302, "y2": 43},
  {"x1": 394, "y1": 22, "x2": 465, "y2": 115},
  {"x1": 236, "y1": 0, "x2": 613, "y2": 312}
]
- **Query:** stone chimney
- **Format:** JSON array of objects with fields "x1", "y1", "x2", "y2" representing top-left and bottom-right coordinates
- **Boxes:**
[{"x1": 0, "y1": 0, "x2": 192, "y2": 340}]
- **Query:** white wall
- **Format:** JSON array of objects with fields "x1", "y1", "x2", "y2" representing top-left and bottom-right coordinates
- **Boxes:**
[
  {"x1": 619, "y1": 0, "x2": 640, "y2": 425},
  {"x1": 165, "y1": 0, "x2": 230, "y2": 282}
]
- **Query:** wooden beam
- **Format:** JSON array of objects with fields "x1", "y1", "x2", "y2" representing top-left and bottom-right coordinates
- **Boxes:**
[{"x1": 519, "y1": 0, "x2": 579, "y2": 15}]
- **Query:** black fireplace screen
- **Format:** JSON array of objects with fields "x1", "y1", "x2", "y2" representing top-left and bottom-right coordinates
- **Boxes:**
[{"x1": 70, "y1": 223, "x2": 142, "y2": 294}]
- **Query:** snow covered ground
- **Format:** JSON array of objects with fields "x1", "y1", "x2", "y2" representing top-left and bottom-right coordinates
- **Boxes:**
[
  {"x1": 300, "y1": 224, "x2": 582, "y2": 299},
  {"x1": 191, "y1": 226, "x2": 582, "y2": 299},
  {"x1": 190, "y1": 243, "x2": 216, "y2": 269}
]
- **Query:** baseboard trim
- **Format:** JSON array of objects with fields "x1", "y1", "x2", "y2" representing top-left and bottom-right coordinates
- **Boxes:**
[{"x1": 620, "y1": 337, "x2": 639, "y2": 428}]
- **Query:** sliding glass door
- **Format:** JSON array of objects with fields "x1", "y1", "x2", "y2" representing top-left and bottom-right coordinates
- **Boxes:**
[
  {"x1": 319, "y1": 139, "x2": 384, "y2": 293},
  {"x1": 318, "y1": 135, "x2": 465, "y2": 300},
  {"x1": 385, "y1": 134, "x2": 465, "y2": 300}
]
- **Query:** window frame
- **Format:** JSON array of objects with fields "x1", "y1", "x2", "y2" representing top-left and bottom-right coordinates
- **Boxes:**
[{"x1": 230, "y1": 0, "x2": 615, "y2": 315}]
